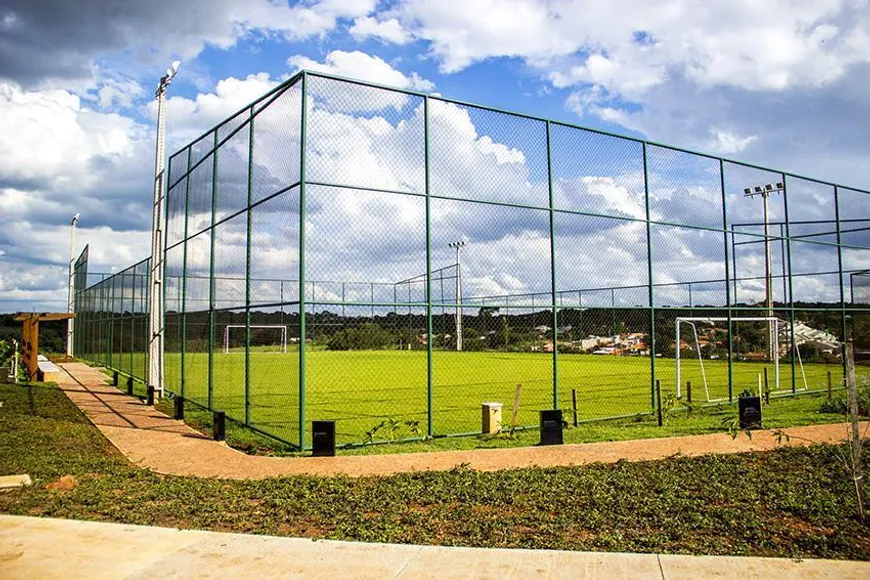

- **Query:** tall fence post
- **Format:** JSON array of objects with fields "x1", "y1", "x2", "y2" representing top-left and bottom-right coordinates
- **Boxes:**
[
  {"x1": 298, "y1": 71, "x2": 309, "y2": 451},
  {"x1": 720, "y1": 160, "x2": 734, "y2": 402},
  {"x1": 244, "y1": 105, "x2": 255, "y2": 427},
  {"x1": 546, "y1": 120, "x2": 558, "y2": 410},
  {"x1": 207, "y1": 130, "x2": 218, "y2": 410},
  {"x1": 424, "y1": 95, "x2": 434, "y2": 438},
  {"x1": 180, "y1": 147, "x2": 192, "y2": 401},
  {"x1": 833, "y1": 185, "x2": 848, "y2": 387},
  {"x1": 781, "y1": 174, "x2": 797, "y2": 395},
  {"x1": 643, "y1": 143, "x2": 656, "y2": 409}
]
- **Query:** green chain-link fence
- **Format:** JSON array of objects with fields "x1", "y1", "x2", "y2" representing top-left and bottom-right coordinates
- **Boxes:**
[
  {"x1": 74, "y1": 247, "x2": 150, "y2": 383},
  {"x1": 73, "y1": 70, "x2": 870, "y2": 449}
]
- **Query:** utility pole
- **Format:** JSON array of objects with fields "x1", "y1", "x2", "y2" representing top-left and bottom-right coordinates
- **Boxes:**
[
  {"x1": 449, "y1": 241, "x2": 466, "y2": 351},
  {"x1": 743, "y1": 182, "x2": 784, "y2": 361},
  {"x1": 148, "y1": 60, "x2": 180, "y2": 398},
  {"x1": 66, "y1": 213, "x2": 80, "y2": 357}
]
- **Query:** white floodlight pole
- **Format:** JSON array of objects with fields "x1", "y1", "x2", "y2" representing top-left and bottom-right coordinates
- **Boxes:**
[
  {"x1": 743, "y1": 183, "x2": 784, "y2": 362},
  {"x1": 449, "y1": 241, "x2": 466, "y2": 351},
  {"x1": 148, "y1": 60, "x2": 180, "y2": 398},
  {"x1": 66, "y1": 213, "x2": 80, "y2": 357}
]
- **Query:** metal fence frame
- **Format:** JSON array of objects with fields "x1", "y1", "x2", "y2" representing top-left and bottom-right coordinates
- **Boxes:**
[{"x1": 73, "y1": 70, "x2": 870, "y2": 450}]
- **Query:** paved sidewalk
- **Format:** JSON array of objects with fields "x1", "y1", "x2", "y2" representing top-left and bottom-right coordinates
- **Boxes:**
[
  {"x1": 1, "y1": 515, "x2": 867, "y2": 579},
  {"x1": 57, "y1": 362, "x2": 863, "y2": 479}
]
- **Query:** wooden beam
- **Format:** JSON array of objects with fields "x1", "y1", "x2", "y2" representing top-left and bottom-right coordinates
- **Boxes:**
[
  {"x1": 13, "y1": 312, "x2": 76, "y2": 322},
  {"x1": 22, "y1": 318, "x2": 38, "y2": 381}
]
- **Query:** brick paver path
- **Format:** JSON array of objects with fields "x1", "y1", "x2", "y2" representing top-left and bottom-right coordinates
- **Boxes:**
[{"x1": 56, "y1": 362, "x2": 863, "y2": 480}]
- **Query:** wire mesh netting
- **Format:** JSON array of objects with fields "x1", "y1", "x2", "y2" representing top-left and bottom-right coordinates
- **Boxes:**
[{"x1": 73, "y1": 71, "x2": 870, "y2": 450}]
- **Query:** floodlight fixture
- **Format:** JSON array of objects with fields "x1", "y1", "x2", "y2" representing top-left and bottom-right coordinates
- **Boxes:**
[
  {"x1": 155, "y1": 60, "x2": 181, "y2": 96},
  {"x1": 744, "y1": 182, "x2": 784, "y2": 198},
  {"x1": 71, "y1": 213, "x2": 80, "y2": 226}
]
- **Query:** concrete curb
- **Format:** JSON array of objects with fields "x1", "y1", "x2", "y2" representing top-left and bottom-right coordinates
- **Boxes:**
[{"x1": 1, "y1": 515, "x2": 868, "y2": 580}]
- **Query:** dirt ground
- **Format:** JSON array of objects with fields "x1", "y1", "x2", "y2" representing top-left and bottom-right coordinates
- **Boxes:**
[{"x1": 55, "y1": 363, "x2": 864, "y2": 480}]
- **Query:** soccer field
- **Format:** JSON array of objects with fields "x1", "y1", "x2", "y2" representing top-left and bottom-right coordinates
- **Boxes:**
[{"x1": 164, "y1": 349, "x2": 851, "y2": 447}]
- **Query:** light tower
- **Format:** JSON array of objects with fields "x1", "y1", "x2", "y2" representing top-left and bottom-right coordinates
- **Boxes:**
[
  {"x1": 66, "y1": 213, "x2": 80, "y2": 357},
  {"x1": 148, "y1": 60, "x2": 180, "y2": 398},
  {"x1": 448, "y1": 241, "x2": 466, "y2": 351},
  {"x1": 743, "y1": 182, "x2": 784, "y2": 361}
]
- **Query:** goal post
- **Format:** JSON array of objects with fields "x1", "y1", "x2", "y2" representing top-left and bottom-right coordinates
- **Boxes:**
[
  {"x1": 223, "y1": 325, "x2": 288, "y2": 354},
  {"x1": 675, "y1": 317, "x2": 781, "y2": 402}
]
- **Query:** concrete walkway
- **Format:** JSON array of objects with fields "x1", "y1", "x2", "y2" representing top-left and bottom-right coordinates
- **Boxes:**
[
  {"x1": 1, "y1": 515, "x2": 867, "y2": 579},
  {"x1": 57, "y1": 362, "x2": 864, "y2": 479}
]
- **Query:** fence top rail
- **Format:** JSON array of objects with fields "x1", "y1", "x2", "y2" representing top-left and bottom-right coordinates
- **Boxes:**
[{"x1": 164, "y1": 68, "x2": 870, "y2": 196}]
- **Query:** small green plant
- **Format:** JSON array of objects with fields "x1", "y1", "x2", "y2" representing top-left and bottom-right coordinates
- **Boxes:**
[
  {"x1": 662, "y1": 393, "x2": 694, "y2": 422},
  {"x1": 365, "y1": 418, "x2": 422, "y2": 443},
  {"x1": 819, "y1": 383, "x2": 870, "y2": 417},
  {"x1": 0, "y1": 340, "x2": 13, "y2": 368},
  {"x1": 721, "y1": 416, "x2": 752, "y2": 440}
]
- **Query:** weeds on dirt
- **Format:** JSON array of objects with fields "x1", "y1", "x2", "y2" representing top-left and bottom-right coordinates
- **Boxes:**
[{"x1": 1, "y1": 381, "x2": 870, "y2": 559}]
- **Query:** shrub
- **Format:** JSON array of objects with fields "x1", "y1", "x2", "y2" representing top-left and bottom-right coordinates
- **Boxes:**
[
  {"x1": 819, "y1": 383, "x2": 870, "y2": 417},
  {"x1": 327, "y1": 323, "x2": 394, "y2": 351}
]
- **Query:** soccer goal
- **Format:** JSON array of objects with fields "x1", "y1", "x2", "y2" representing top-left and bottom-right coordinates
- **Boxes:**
[
  {"x1": 675, "y1": 316, "x2": 808, "y2": 402},
  {"x1": 223, "y1": 325, "x2": 288, "y2": 354}
]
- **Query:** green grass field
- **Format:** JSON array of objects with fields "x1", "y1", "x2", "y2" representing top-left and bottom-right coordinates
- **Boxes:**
[{"x1": 154, "y1": 349, "x2": 858, "y2": 447}]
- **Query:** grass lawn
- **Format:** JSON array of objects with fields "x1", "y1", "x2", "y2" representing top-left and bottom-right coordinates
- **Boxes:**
[
  {"x1": 159, "y1": 348, "x2": 855, "y2": 447},
  {"x1": 1, "y1": 380, "x2": 869, "y2": 560}
]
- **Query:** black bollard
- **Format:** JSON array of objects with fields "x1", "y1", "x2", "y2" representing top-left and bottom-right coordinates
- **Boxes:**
[
  {"x1": 112, "y1": 371, "x2": 119, "y2": 387},
  {"x1": 174, "y1": 396, "x2": 185, "y2": 420},
  {"x1": 213, "y1": 410, "x2": 226, "y2": 441},
  {"x1": 126, "y1": 376, "x2": 133, "y2": 396},
  {"x1": 146, "y1": 385, "x2": 155, "y2": 406}
]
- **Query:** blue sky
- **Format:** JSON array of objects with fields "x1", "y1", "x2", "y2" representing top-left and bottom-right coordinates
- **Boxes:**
[{"x1": 1, "y1": 0, "x2": 870, "y2": 312}]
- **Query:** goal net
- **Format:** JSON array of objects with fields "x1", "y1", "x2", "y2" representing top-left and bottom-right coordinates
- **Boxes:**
[
  {"x1": 223, "y1": 325, "x2": 288, "y2": 354},
  {"x1": 675, "y1": 317, "x2": 809, "y2": 402}
]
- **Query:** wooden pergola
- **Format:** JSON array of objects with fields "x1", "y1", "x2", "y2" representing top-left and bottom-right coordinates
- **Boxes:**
[{"x1": 13, "y1": 312, "x2": 76, "y2": 381}]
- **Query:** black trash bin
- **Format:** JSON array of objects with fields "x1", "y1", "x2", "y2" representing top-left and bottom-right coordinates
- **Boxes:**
[
  {"x1": 312, "y1": 420, "x2": 336, "y2": 457},
  {"x1": 539, "y1": 409, "x2": 563, "y2": 446}
]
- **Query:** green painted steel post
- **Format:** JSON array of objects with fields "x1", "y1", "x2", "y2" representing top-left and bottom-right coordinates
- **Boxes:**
[
  {"x1": 118, "y1": 273, "x2": 124, "y2": 373},
  {"x1": 730, "y1": 224, "x2": 738, "y2": 306},
  {"x1": 180, "y1": 147, "x2": 192, "y2": 399},
  {"x1": 130, "y1": 263, "x2": 136, "y2": 377},
  {"x1": 781, "y1": 174, "x2": 797, "y2": 394},
  {"x1": 109, "y1": 274, "x2": 114, "y2": 368},
  {"x1": 245, "y1": 105, "x2": 255, "y2": 426},
  {"x1": 424, "y1": 96, "x2": 434, "y2": 437},
  {"x1": 298, "y1": 72, "x2": 308, "y2": 450},
  {"x1": 208, "y1": 130, "x2": 218, "y2": 409},
  {"x1": 720, "y1": 159, "x2": 734, "y2": 401},
  {"x1": 546, "y1": 121, "x2": 559, "y2": 409},
  {"x1": 643, "y1": 143, "x2": 656, "y2": 409},
  {"x1": 833, "y1": 185, "x2": 847, "y2": 384}
]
